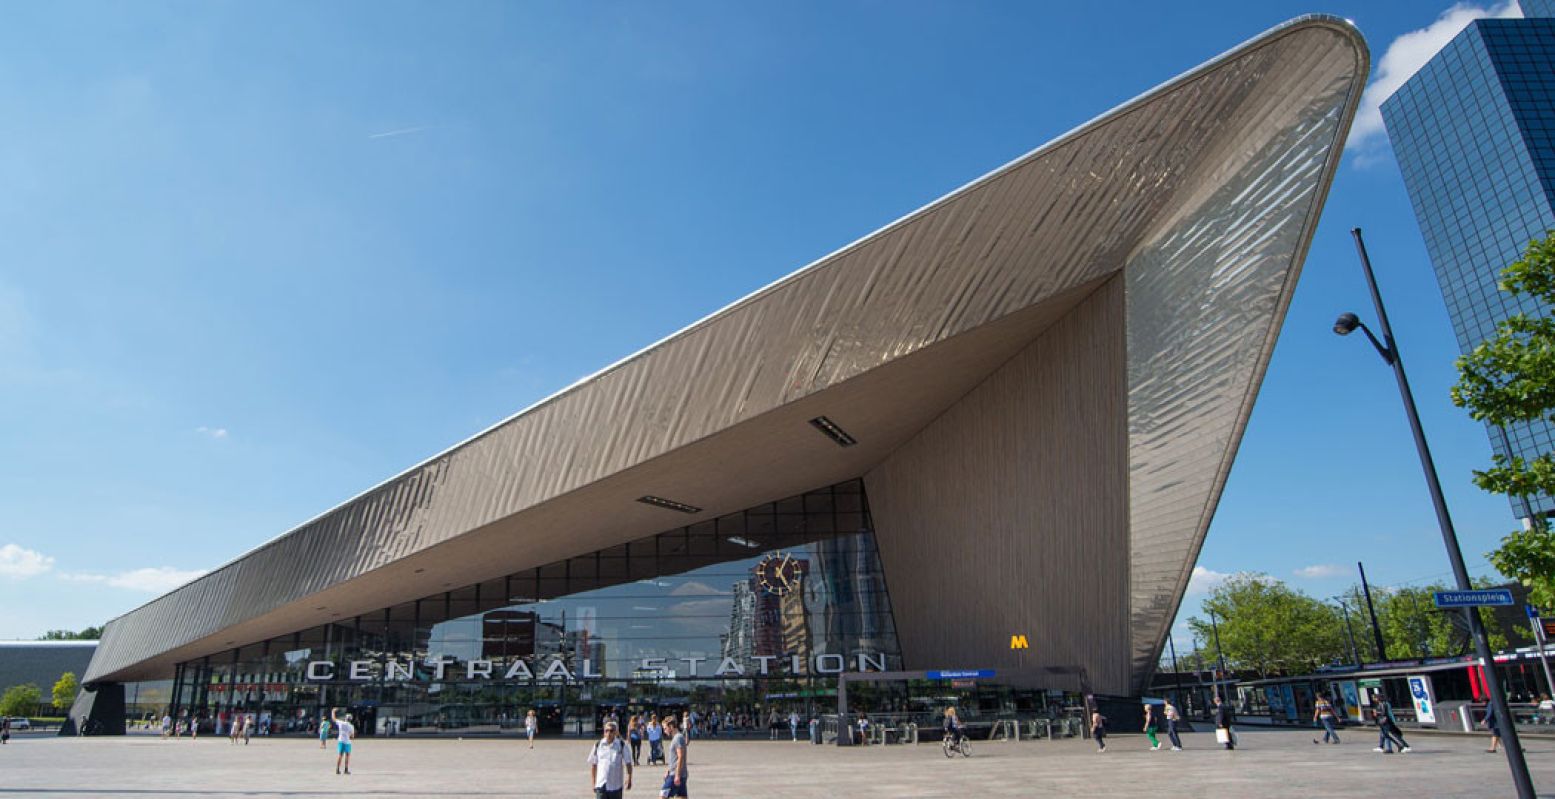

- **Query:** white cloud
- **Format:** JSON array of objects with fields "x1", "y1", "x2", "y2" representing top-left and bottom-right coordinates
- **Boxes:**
[
  {"x1": 1295, "y1": 563, "x2": 1346, "y2": 579},
  {"x1": 60, "y1": 566, "x2": 205, "y2": 593},
  {"x1": 0, "y1": 544, "x2": 54, "y2": 578},
  {"x1": 195, "y1": 426, "x2": 229, "y2": 440},
  {"x1": 368, "y1": 126, "x2": 429, "y2": 140},
  {"x1": 1350, "y1": 1, "x2": 1522, "y2": 152},
  {"x1": 1186, "y1": 566, "x2": 1232, "y2": 595}
]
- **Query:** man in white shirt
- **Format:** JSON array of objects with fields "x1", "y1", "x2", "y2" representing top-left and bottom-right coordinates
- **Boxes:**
[
  {"x1": 331, "y1": 708, "x2": 356, "y2": 775},
  {"x1": 588, "y1": 720, "x2": 632, "y2": 799}
]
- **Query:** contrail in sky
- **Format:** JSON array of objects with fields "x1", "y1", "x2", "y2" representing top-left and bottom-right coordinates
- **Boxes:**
[{"x1": 369, "y1": 126, "x2": 429, "y2": 139}]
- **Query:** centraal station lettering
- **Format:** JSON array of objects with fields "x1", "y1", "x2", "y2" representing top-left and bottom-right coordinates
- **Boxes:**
[{"x1": 304, "y1": 653, "x2": 889, "y2": 682}]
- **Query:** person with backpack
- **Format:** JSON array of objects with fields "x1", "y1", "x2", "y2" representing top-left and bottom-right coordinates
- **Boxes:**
[
  {"x1": 587, "y1": 720, "x2": 632, "y2": 799},
  {"x1": 1373, "y1": 693, "x2": 1410, "y2": 754}
]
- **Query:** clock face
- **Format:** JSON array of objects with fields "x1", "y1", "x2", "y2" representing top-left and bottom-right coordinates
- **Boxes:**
[{"x1": 756, "y1": 552, "x2": 802, "y2": 596}]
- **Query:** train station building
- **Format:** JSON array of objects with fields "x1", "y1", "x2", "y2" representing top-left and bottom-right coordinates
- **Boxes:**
[{"x1": 74, "y1": 18, "x2": 1367, "y2": 736}]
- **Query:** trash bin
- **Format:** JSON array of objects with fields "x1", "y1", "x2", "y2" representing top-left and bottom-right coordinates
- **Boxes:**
[{"x1": 810, "y1": 718, "x2": 822, "y2": 745}]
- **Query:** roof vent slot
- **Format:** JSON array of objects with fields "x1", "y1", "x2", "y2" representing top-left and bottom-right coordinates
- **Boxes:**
[
  {"x1": 809, "y1": 416, "x2": 857, "y2": 447},
  {"x1": 637, "y1": 495, "x2": 702, "y2": 514}
]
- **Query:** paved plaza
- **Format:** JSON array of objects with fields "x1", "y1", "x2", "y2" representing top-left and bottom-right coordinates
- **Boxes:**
[{"x1": 1, "y1": 728, "x2": 1552, "y2": 797}]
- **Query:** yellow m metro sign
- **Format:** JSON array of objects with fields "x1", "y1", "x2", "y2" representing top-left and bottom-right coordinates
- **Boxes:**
[{"x1": 1010, "y1": 634, "x2": 1029, "y2": 650}]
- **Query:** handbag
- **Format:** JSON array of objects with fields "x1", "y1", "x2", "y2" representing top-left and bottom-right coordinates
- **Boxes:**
[{"x1": 1214, "y1": 728, "x2": 1231, "y2": 744}]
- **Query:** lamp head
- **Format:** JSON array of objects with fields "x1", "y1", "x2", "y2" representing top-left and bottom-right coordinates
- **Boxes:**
[{"x1": 1333, "y1": 312, "x2": 1361, "y2": 336}]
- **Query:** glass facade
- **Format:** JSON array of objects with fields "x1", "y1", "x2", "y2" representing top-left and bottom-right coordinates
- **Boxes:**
[
  {"x1": 1381, "y1": 3, "x2": 1555, "y2": 519},
  {"x1": 167, "y1": 480, "x2": 906, "y2": 736}
]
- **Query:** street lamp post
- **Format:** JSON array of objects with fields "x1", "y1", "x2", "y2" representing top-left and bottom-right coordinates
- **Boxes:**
[
  {"x1": 1334, "y1": 227, "x2": 1534, "y2": 798},
  {"x1": 1356, "y1": 561, "x2": 1390, "y2": 661},
  {"x1": 1207, "y1": 608, "x2": 1230, "y2": 703},
  {"x1": 1333, "y1": 597, "x2": 1362, "y2": 667}
]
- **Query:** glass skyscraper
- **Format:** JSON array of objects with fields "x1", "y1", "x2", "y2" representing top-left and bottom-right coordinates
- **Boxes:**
[{"x1": 1382, "y1": 0, "x2": 1555, "y2": 520}]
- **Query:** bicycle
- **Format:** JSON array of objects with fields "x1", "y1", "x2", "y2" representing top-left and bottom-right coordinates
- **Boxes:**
[{"x1": 942, "y1": 730, "x2": 971, "y2": 758}]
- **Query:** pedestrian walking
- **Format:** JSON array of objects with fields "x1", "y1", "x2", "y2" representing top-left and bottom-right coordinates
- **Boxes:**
[
  {"x1": 647, "y1": 714, "x2": 665, "y2": 765},
  {"x1": 788, "y1": 710, "x2": 800, "y2": 741},
  {"x1": 525, "y1": 709, "x2": 538, "y2": 749},
  {"x1": 1090, "y1": 709, "x2": 1106, "y2": 752},
  {"x1": 1313, "y1": 693, "x2": 1341, "y2": 744},
  {"x1": 1212, "y1": 695, "x2": 1236, "y2": 750},
  {"x1": 2, "y1": 716, "x2": 10, "y2": 745},
  {"x1": 242, "y1": 714, "x2": 253, "y2": 745},
  {"x1": 331, "y1": 708, "x2": 356, "y2": 775},
  {"x1": 1482, "y1": 701, "x2": 1501, "y2": 754},
  {"x1": 767, "y1": 709, "x2": 780, "y2": 740},
  {"x1": 1372, "y1": 694, "x2": 1410, "y2": 754},
  {"x1": 318, "y1": 714, "x2": 331, "y2": 749},
  {"x1": 627, "y1": 714, "x2": 643, "y2": 764},
  {"x1": 661, "y1": 716, "x2": 689, "y2": 798},
  {"x1": 1142, "y1": 702, "x2": 1161, "y2": 750},
  {"x1": 159, "y1": 712, "x2": 171, "y2": 739},
  {"x1": 588, "y1": 720, "x2": 633, "y2": 799},
  {"x1": 1163, "y1": 699, "x2": 1183, "y2": 750}
]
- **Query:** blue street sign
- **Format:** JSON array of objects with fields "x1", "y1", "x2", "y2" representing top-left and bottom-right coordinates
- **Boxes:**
[
  {"x1": 1528, "y1": 604, "x2": 1541, "y2": 619},
  {"x1": 927, "y1": 669, "x2": 995, "y2": 680},
  {"x1": 1433, "y1": 589, "x2": 1515, "y2": 608}
]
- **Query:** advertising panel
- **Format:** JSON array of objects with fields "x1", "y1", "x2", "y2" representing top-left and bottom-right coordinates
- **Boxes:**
[
  {"x1": 1407, "y1": 674, "x2": 1436, "y2": 724},
  {"x1": 1337, "y1": 681, "x2": 1362, "y2": 722}
]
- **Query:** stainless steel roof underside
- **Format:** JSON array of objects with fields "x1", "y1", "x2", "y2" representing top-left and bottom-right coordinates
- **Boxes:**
[{"x1": 86, "y1": 17, "x2": 1367, "y2": 689}]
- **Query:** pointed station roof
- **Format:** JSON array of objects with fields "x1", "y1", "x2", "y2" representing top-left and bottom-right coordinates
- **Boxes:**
[{"x1": 87, "y1": 17, "x2": 1367, "y2": 690}]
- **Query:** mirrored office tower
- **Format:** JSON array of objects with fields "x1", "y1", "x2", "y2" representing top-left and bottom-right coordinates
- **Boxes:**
[{"x1": 1382, "y1": 0, "x2": 1555, "y2": 522}]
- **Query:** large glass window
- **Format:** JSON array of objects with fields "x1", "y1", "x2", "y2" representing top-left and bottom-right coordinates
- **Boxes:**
[{"x1": 170, "y1": 479, "x2": 902, "y2": 735}]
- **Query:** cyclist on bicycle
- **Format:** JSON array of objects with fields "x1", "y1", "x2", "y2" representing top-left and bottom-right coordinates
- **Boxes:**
[{"x1": 943, "y1": 707, "x2": 964, "y2": 746}]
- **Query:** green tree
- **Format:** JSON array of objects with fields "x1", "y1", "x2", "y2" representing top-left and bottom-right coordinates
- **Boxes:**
[
  {"x1": 51, "y1": 672, "x2": 79, "y2": 712},
  {"x1": 37, "y1": 627, "x2": 102, "y2": 641},
  {"x1": 1344, "y1": 579, "x2": 1522, "y2": 661},
  {"x1": 0, "y1": 683, "x2": 42, "y2": 718},
  {"x1": 1375, "y1": 585, "x2": 1456, "y2": 659},
  {"x1": 1187, "y1": 573, "x2": 1347, "y2": 677},
  {"x1": 1452, "y1": 232, "x2": 1555, "y2": 607}
]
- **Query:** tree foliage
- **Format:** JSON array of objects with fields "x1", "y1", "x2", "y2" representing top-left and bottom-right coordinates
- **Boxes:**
[
  {"x1": 51, "y1": 672, "x2": 79, "y2": 712},
  {"x1": 0, "y1": 683, "x2": 42, "y2": 718},
  {"x1": 1488, "y1": 525, "x2": 1555, "y2": 610},
  {"x1": 1187, "y1": 573, "x2": 1347, "y2": 677},
  {"x1": 1345, "y1": 580, "x2": 1518, "y2": 660},
  {"x1": 38, "y1": 627, "x2": 102, "y2": 641},
  {"x1": 1452, "y1": 231, "x2": 1555, "y2": 608}
]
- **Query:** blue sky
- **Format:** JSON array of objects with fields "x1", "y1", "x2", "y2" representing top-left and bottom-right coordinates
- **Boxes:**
[{"x1": 0, "y1": 1, "x2": 1535, "y2": 644}]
